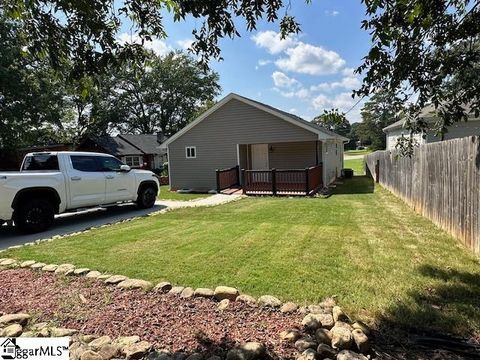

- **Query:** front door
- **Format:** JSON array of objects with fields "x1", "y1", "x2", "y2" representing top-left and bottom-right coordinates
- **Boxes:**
[{"x1": 251, "y1": 144, "x2": 269, "y2": 169}]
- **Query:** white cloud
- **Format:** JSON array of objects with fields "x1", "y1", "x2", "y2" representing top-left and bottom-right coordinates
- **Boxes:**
[
  {"x1": 274, "y1": 87, "x2": 310, "y2": 99},
  {"x1": 312, "y1": 92, "x2": 364, "y2": 122},
  {"x1": 176, "y1": 39, "x2": 194, "y2": 50},
  {"x1": 258, "y1": 59, "x2": 272, "y2": 66},
  {"x1": 272, "y1": 71, "x2": 301, "y2": 89},
  {"x1": 325, "y1": 10, "x2": 340, "y2": 16},
  {"x1": 251, "y1": 30, "x2": 298, "y2": 54},
  {"x1": 310, "y1": 75, "x2": 361, "y2": 92},
  {"x1": 117, "y1": 32, "x2": 172, "y2": 56},
  {"x1": 275, "y1": 42, "x2": 346, "y2": 75}
]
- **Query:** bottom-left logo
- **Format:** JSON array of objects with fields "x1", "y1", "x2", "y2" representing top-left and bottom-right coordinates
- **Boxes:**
[{"x1": 0, "y1": 338, "x2": 69, "y2": 360}]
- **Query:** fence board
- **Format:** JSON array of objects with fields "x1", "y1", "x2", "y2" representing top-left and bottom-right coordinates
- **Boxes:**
[{"x1": 365, "y1": 136, "x2": 480, "y2": 254}]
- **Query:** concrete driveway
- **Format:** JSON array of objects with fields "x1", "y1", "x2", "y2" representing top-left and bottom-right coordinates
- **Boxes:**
[{"x1": 0, "y1": 203, "x2": 166, "y2": 250}]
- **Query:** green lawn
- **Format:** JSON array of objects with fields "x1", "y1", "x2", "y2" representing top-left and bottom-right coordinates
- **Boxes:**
[
  {"x1": 344, "y1": 149, "x2": 373, "y2": 156},
  {"x1": 3, "y1": 177, "x2": 480, "y2": 339},
  {"x1": 158, "y1": 185, "x2": 210, "y2": 201},
  {"x1": 344, "y1": 158, "x2": 365, "y2": 175}
]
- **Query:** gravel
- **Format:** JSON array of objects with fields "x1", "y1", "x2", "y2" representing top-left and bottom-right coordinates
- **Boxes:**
[{"x1": 0, "y1": 269, "x2": 300, "y2": 358}]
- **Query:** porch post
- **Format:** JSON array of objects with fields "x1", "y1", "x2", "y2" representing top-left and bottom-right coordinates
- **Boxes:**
[
  {"x1": 216, "y1": 169, "x2": 220, "y2": 193},
  {"x1": 305, "y1": 168, "x2": 310, "y2": 195},
  {"x1": 235, "y1": 165, "x2": 240, "y2": 186},
  {"x1": 271, "y1": 169, "x2": 277, "y2": 196},
  {"x1": 241, "y1": 169, "x2": 247, "y2": 194}
]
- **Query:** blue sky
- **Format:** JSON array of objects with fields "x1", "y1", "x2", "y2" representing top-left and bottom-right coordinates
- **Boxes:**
[{"x1": 118, "y1": 1, "x2": 371, "y2": 123}]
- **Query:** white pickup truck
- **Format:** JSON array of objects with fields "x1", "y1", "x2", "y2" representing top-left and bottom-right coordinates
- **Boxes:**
[{"x1": 0, "y1": 151, "x2": 159, "y2": 233}]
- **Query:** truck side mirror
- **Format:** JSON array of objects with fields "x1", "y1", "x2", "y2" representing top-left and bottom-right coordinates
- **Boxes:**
[{"x1": 119, "y1": 165, "x2": 131, "y2": 172}]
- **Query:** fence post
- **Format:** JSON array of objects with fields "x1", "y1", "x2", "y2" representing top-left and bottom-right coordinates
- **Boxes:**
[
  {"x1": 305, "y1": 168, "x2": 310, "y2": 195},
  {"x1": 235, "y1": 165, "x2": 240, "y2": 186},
  {"x1": 216, "y1": 169, "x2": 221, "y2": 192},
  {"x1": 241, "y1": 169, "x2": 246, "y2": 195},
  {"x1": 272, "y1": 169, "x2": 277, "y2": 196},
  {"x1": 375, "y1": 160, "x2": 380, "y2": 183}
]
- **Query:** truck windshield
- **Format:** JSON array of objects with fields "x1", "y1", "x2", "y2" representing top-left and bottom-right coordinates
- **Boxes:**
[{"x1": 22, "y1": 155, "x2": 59, "y2": 171}]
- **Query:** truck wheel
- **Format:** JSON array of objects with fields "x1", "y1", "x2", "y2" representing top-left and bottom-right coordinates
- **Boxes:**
[
  {"x1": 14, "y1": 198, "x2": 55, "y2": 233},
  {"x1": 137, "y1": 185, "x2": 157, "y2": 209}
]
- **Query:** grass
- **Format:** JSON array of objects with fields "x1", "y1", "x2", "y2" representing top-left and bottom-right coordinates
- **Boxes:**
[
  {"x1": 344, "y1": 149, "x2": 373, "y2": 156},
  {"x1": 3, "y1": 177, "x2": 480, "y2": 339},
  {"x1": 344, "y1": 158, "x2": 365, "y2": 175},
  {"x1": 158, "y1": 185, "x2": 210, "y2": 201}
]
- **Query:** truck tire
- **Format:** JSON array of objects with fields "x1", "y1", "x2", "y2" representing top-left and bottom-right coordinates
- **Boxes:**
[
  {"x1": 13, "y1": 198, "x2": 55, "y2": 233},
  {"x1": 136, "y1": 184, "x2": 157, "y2": 209}
]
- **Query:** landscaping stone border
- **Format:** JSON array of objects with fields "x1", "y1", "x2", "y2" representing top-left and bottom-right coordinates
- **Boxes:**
[{"x1": 0, "y1": 258, "x2": 374, "y2": 359}]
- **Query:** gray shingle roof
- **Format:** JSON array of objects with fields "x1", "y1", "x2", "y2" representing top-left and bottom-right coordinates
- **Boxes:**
[
  {"x1": 118, "y1": 134, "x2": 164, "y2": 155},
  {"x1": 91, "y1": 136, "x2": 143, "y2": 156}
]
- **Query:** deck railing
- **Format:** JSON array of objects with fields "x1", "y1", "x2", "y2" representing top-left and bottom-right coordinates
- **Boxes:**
[
  {"x1": 216, "y1": 165, "x2": 240, "y2": 192},
  {"x1": 242, "y1": 164, "x2": 323, "y2": 196}
]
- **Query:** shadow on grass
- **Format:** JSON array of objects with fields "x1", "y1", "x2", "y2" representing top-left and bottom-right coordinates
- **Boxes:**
[
  {"x1": 375, "y1": 264, "x2": 480, "y2": 358},
  {"x1": 333, "y1": 176, "x2": 375, "y2": 195}
]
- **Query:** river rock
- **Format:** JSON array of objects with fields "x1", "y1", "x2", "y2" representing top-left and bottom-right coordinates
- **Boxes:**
[
  {"x1": 280, "y1": 302, "x2": 298, "y2": 313},
  {"x1": 330, "y1": 323, "x2": 353, "y2": 350},
  {"x1": 236, "y1": 294, "x2": 257, "y2": 305},
  {"x1": 257, "y1": 295, "x2": 282, "y2": 308},
  {"x1": 0, "y1": 313, "x2": 30, "y2": 326},
  {"x1": 55, "y1": 264, "x2": 76, "y2": 274},
  {"x1": 194, "y1": 288, "x2": 214, "y2": 298},
  {"x1": 294, "y1": 336, "x2": 317, "y2": 352},
  {"x1": 105, "y1": 275, "x2": 127, "y2": 284},
  {"x1": 123, "y1": 341, "x2": 151, "y2": 360},
  {"x1": 333, "y1": 306, "x2": 350, "y2": 323},
  {"x1": 154, "y1": 282, "x2": 172, "y2": 293},
  {"x1": 214, "y1": 286, "x2": 239, "y2": 301},
  {"x1": 1, "y1": 324, "x2": 23, "y2": 337},
  {"x1": 42, "y1": 264, "x2": 58, "y2": 272},
  {"x1": 117, "y1": 279, "x2": 153, "y2": 290},
  {"x1": 226, "y1": 342, "x2": 266, "y2": 360},
  {"x1": 352, "y1": 329, "x2": 370, "y2": 353},
  {"x1": 336, "y1": 350, "x2": 368, "y2": 360}
]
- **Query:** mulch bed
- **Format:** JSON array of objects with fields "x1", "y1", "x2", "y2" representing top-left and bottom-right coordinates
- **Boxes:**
[{"x1": 0, "y1": 269, "x2": 302, "y2": 358}]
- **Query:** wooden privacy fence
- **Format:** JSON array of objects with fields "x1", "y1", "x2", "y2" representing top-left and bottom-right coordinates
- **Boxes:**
[
  {"x1": 242, "y1": 165, "x2": 323, "y2": 196},
  {"x1": 365, "y1": 136, "x2": 480, "y2": 254}
]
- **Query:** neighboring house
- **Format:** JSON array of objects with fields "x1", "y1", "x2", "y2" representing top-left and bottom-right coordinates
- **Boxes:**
[
  {"x1": 77, "y1": 134, "x2": 167, "y2": 171},
  {"x1": 161, "y1": 93, "x2": 348, "y2": 192},
  {"x1": 384, "y1": 105, "x2": 480, "y2": 150}
]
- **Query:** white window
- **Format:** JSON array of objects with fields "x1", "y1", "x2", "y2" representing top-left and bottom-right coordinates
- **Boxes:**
[
  {"x1": 124, "y1": 156, "x2": 142, "y2": 167},
  {"x1": 186, "y1": 146, "x2": 196, "y2": 159}
]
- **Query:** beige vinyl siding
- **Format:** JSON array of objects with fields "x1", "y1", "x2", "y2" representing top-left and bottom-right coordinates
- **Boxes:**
[
  {"x1": 322, "y1": 140, "x2": 344, "y2": 185},
  {"x1": 168, "y1": 98, "x2": 318, "y2": 190},
  {"x1": 269, "y1": 141, "x2": 319, "y2": 169}
]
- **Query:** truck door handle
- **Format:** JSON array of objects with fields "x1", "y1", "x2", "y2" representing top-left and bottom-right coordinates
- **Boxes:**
[
  {"x1": 71, "y1": 176, "x2": 81, "y2": 181},
  {"x1": 105, "y1": 175, "x2": 115, "y2": 179}
]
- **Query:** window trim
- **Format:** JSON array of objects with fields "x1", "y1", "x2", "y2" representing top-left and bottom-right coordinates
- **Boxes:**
[
  {"x1": 123, "y1": 155, "x2": 143, "y2": 168},
  {"x1": 185, "y1": 146, "x2": 197, "y2": 159}
]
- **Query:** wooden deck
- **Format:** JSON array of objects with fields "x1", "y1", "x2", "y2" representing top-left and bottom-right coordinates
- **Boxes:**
[{"x1": 217, "y1": 165, "x2": 323, "y2": 196}]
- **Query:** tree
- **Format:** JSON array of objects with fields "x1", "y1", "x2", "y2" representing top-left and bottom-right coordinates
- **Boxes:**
[
  {"x1": 0, "y1": 17, "x2": 67, "y2": 149},
  {"x1": 313, "y1": 109, "x2": 351, "y2": 137},
  {"x1": 107, "y1": 51, "x2": 220, "y2": 136},
  {"x1": 356, "y1": 91, "x2": 400, "y2": 151},
  {"x1": 2, "y1": 1, "x2": 310, "y2": 79},
  {"x1": 356, "y1": 0, "x2": 480, "y2": 147}
]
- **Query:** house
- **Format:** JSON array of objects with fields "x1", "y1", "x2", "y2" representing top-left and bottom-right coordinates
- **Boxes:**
[
  {"x1": 384, "y1": 105, "x2": 480, "y2": 150},
  {"x1": 161, "y1": 93, "x2": 348, "y2": 194},
  {"x1": 77, "y1": 134, "x2": 167, "y2": 171},
  {"x1": 1, "y1": 338, "x2": 18, "y2": 359}
]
